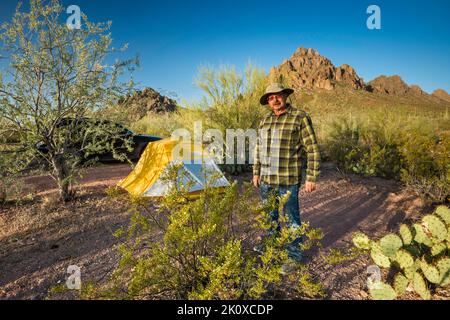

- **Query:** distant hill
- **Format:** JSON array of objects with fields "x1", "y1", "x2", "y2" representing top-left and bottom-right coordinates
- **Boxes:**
[
  {"x1": 118, "y1": 88, "x2": 177, "y2": 120},
  {"x1": 432, "y1": 89, "x2": 450, "y2": 103},
  {"x1": 269, "y1": 46, "x2": 450, "y2": 109}
]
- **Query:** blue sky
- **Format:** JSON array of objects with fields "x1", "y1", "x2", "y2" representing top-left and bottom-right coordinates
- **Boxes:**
[{"x1": 1, "y1": 0, "x2": 449, "y2": 102}]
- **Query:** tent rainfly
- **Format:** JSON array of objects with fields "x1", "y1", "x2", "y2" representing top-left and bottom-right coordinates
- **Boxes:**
[{"x1": 118, "y1": 138, "x2": 230, "y2": 198}]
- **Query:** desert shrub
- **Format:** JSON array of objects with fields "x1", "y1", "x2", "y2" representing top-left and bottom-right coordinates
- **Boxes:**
[
  {"x1": 325, "y1": 118, "x2": 403, "y2": 179},
  {"x1": 399, "y1": 131, "x2": 450, "y2": 203},
  {"x1": 0, "y1": 145, "x2": 33, "y2": 204},
  {"x1": 85, "y1": 165, "x2": 324, "y2": 300},
  {"x1": 130, "y1": 113, "x2": 179, "y2": 137},
  {"x1": 191, "y1": 64, "x2": 269, "y2": 174},
  {"x1": 352, "y1": 205, "x2": 450, "y2": 300},
  {"x1": 325, "y1": 115, "x2": 449, "y2": 203},
  {"x1": 129, "y1": 108, "x2": 205, "y2": 138}
]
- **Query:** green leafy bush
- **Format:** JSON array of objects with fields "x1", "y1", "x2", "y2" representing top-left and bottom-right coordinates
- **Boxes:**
[
  {"x1": 325, "y1": 118, "x2": 402, "y2": 179},
  {"x1": 85, "y1": 165, "x2": 324, "y2": 300},
  {"x1": 325, "y1": 117, "x2": 449, "y2": 203},
  {"x1": 399, "y1": 131, "x2": 450, "y2": 203},
  {"x1": 352, "y1": 205, "x2": 450, "y2": 300},
  {"x1": 193, "y1": 64, "x2": 268, "y2": 175}
]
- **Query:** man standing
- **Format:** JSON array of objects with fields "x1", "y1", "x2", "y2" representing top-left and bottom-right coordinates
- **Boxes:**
[{"x1": 253, "y1": 83, "x2": 321, "y2": 264}]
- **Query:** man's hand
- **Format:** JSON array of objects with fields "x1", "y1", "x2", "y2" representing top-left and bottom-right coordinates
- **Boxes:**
[
  {"x1": 252, "y1": 175, "x2": 261, "y2": 188},
  {"x1": 304, "y1": 181, "x2": 316, "y2": 193}
]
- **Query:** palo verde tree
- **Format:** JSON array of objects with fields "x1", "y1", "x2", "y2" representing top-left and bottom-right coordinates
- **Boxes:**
[{"x1": 0, "y1": 0, "x2": 137, "y2": 201}]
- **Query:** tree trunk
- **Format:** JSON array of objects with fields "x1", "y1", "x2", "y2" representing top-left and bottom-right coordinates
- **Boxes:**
[{"x1": 52, "y1": 154, "x2": 74, "y2": 202}]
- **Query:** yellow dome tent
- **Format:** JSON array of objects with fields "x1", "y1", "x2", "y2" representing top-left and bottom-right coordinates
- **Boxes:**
[{"x1": 118, "y1": 138, "x2": 230, "y2": 198}]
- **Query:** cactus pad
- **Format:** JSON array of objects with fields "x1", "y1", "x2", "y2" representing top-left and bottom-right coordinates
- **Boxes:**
[
  {"x1": 436, "y1": 257, "x2": 450, "y2": 286},
  {"x1": 352, "y1": 232, "x2": 372, "y2": 250},
  {"x1": 370, "y1": 243, "x2": 391, "y2": 268},
  {"x1": 435, "y1": 205, "x2": 450, "y2": 225},
  {"x1": 422, "y1": 215, "x2": 447, "y2": 242},
  {"x1": 399, "y1": 224, "x2": 413, "y2": 245},
  {"x1": 413, "y1": 223, "x2": 433, "y2": 247},
  {"x1": 413, "y1": 272, "x2": 431, "y2": 300},
  {"x1": 393, "y1": 273, "x2": 409, "y2": 296},
  {"x1": 379, "y1": 234, "x2": 403, "y2": 258},
  {"x1": 419, "y1": 259, "x2": 441, "y2": 284},
  {"x1": 369, "y1": 282, "x2": 397, "y2": 300},
  {"x1": 394, "y1": 249, "x2": 414, "y2": 269},
  {"x1": 431, "y1": 243, "x2": 446, "y2": 256},
  {"x1": 404, "y1": 266, "x2": 415, "y2": 280}
]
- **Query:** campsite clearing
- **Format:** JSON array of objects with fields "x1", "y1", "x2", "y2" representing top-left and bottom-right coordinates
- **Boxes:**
[{"x1": 1, "y1": 162, "x2": 447, "y2": 299}]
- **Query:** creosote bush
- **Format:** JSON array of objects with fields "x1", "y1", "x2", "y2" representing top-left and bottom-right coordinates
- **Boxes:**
[{"x1": 83, "y1": 164, "x2": 324, "y2": 300}]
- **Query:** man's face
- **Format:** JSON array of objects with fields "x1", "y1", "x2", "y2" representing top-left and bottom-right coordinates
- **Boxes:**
[{"x1": 267, "y1": 93, "x2": 287, "y2": 113}]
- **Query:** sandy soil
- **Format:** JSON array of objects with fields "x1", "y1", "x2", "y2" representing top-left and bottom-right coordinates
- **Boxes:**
[{"x1": 0, "y1": 162, "x2": 444, "y2": 300}]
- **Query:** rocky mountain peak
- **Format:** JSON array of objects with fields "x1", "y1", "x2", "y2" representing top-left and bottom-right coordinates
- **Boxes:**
[
  {"x1": 118, "y1": 87, "x2": 177, "y2": 122},
  {"x1": 269, "y1": 47, "x2": 365, "y2": 91}
]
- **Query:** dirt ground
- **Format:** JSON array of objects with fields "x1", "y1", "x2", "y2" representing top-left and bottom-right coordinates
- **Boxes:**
[{"x1": 0, "y1": 162, "x2": 446, "y2": 300}]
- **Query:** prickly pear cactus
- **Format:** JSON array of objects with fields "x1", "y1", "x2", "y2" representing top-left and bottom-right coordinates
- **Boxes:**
[
  {"x1": 436, "y1": 257, "x2": 450, "y2": 286},
  {"x1": 413, "y1": 272, "x2": 430, "y2": 300},
  {"x1": 419, "y1": 259, "x2": 441, "y2": 284},
  {"x1": 393, "y1": 273, "x2": 409, "y2": 296},
  {"x1": 435, "y1": 205, "x2": 450, "y2": 225},
  {"x1": 394, "y1": 249, "x2": 414, "y2": 269},
  {"x1": 422, "y1": 215, "x2": 447, "y2": 242},
  {"x1": 351, "y1": 205, "x2": 449, "y2": 300},
  {"x1": 413, "y1": 223, "x2": 433, "y2": 247},
  {"x1": 399, "y1": 224, "x2": 413, "y2": 245},
  {"x1": 352, "y1": 232, "x2": 372, "y2": 250},
  {"x1": 403, "y1": 267, "x2": 414, "y2": 281},
  {"x1": 370, "y1": 242, "x2": 391, "y2": 268},
  {"x1": 379, "y1": 234, "x2": 403, "y2": 258},
  {"x1": 369, "y1": 282, "x2": 397, "y2": 300},
  {"x1": 431, "y1": 243, "x2": 446, "y2": 256}
]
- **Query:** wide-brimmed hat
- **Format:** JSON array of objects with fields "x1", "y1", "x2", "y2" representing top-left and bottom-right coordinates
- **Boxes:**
[{"x1": 260, "y1": 83, "x2": 294, "y2": 105}]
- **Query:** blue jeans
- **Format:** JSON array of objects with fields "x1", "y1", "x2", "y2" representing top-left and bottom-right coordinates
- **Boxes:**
[{"x1": 259, "y1": 182, "x2": 303, "y2": 262}]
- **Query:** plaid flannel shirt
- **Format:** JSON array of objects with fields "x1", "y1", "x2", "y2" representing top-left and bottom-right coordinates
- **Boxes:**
[{"x1": 253, "y1": 104, "x2": 321, "y2": 185}]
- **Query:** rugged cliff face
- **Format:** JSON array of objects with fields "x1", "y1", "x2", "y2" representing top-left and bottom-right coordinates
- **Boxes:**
[{"x1": 268, "y1": 47, "x2": 365, "y2": 91}]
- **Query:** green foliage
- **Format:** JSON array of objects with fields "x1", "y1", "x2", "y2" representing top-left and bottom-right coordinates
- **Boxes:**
[
  {"x1": 324, "y1": 116, "x2": 449, "y2": 204},
  {"x1": 352, "y1": 205, "x2": 450, "y2": 300},
  {"x1": 0, "y1": 0, "x2": 136, "y2": 201},
  {"x1": 393, "y1": 273, "x2": 409, "y2": 296},
  {"x1": 413, "y1": 272, "x2": 430, "y2": 300},
  {"x1": 193, "y1": 64, "x2": 268, "y2": 175},
  {"x1": 435, "y1": 206, "x2": 450, "y2": 225},
  {"x1": 352, "y1": 232, "x2": 372, "y2": 250},
  {"x1": 87, "y1": 165, "x2": 323, "y2": 300},
  {"x1": 325, "y1": 117, "x2": 403, "y2": 179},
  {"x1": 370, "y1": 242, "x2": 391, "y2": 268},
  {"x1": 369, "y1": 282, "x2": 397, "y2": 300},
  {"x1": 400, "y1": 131, "x2": 450, "y2": 203},
  {"x1": 399, "y1": 224, "x2": 414, "y2": 246},
  {"x1": 379, "y1": 234, "x2": 403, "y2": 258}
]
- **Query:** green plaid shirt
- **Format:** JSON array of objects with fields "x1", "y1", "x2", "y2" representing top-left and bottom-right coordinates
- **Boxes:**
[{"x1": 253, "y1": 104, "x2": 321, "y2": 185}]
